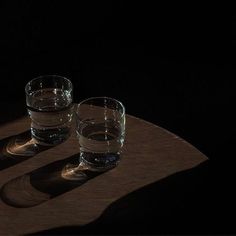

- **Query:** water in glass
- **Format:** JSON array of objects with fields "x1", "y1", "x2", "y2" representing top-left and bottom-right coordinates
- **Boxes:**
[
  {"x1": 77, "y1": 119, "x2": 125, "y2": 171},
  {"x1": 27, "y1": 88, "x2": 73, "y2": 145}
]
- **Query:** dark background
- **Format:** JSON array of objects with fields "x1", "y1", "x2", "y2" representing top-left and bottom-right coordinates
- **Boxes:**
[{"x1": 0, "y1": 1, "x2": 234, "y2": 234}]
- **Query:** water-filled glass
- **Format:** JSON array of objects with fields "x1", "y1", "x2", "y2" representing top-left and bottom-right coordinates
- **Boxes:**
[
  {"x1": 61, "y1": 97, "x2": 125, "y2": 180},
  {"x1": 25, "y1": 75, "x2": 73, "y2": 146},
  {"x1": 76, "y1": 97, "x2": 125, "y2": 171}
]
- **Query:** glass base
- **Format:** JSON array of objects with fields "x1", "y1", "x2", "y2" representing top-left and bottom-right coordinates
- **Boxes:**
[
  {"x1": 31, "y1": 127, "x2": 71, "y2": 146},
  {"x1": 80, "y1": 152, "x2": 121, "y2": 172}
]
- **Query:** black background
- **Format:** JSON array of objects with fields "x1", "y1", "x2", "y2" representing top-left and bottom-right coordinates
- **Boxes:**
[{"x1": 0, "y1": 1, "x2": 234, "y2": 234}]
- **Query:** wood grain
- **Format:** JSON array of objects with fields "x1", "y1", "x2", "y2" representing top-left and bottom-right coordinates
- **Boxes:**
[{"x1": 0, "y1": 114, "x2": 207, "y2": 235}]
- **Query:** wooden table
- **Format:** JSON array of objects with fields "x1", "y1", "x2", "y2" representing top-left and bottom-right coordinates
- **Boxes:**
[{"x1": 0, "y1": 114, "x2": 207, "y2": 235}]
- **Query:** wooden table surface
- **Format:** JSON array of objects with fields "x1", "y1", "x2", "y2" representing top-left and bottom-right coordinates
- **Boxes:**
[{"x1": 0, "y1": 114, "x2": 207, "y2": 235}]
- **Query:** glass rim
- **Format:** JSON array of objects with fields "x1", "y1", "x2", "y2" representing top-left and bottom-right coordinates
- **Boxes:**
[
  {"x1": 25, "y1": 74, "x2": 73, "y2": 95},
  {"x1": 77, "y1": 96, "x2": 125, "y2": 117}
]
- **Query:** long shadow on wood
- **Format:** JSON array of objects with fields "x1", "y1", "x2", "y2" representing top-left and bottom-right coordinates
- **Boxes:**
[{"x1": 0, "y1": 154, "x2": 101, "y2": 208}]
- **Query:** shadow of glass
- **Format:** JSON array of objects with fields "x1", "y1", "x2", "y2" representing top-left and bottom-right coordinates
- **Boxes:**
[
  {"x1": 0, "y1": 130, "x2": 51, "y2": 171},
  {"x1": 29, "y1": 160, "x2": 232, "y2": 235},
  {"x1": 0, "y1": 154, "x2": 102, "y2": 208}
]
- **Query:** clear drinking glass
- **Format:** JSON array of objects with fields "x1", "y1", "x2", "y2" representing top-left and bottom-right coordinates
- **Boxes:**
[
  {"x1": 62, "y1": 97, "x2": 125, "y2": 180},
  {"x1": 25, "y1": 75, "x2": 73, "y2": 146}
]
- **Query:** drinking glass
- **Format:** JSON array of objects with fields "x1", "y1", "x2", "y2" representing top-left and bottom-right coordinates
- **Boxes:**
[
  {"x1": 5, "y1": 75, "x2": 73, "y2": 157},
  {"x1": 25, "y1": 75, "x2": 73, "y2": 146},
  {"x1": 62, "y1": 97, "x2": 125, "y2": 180}
]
